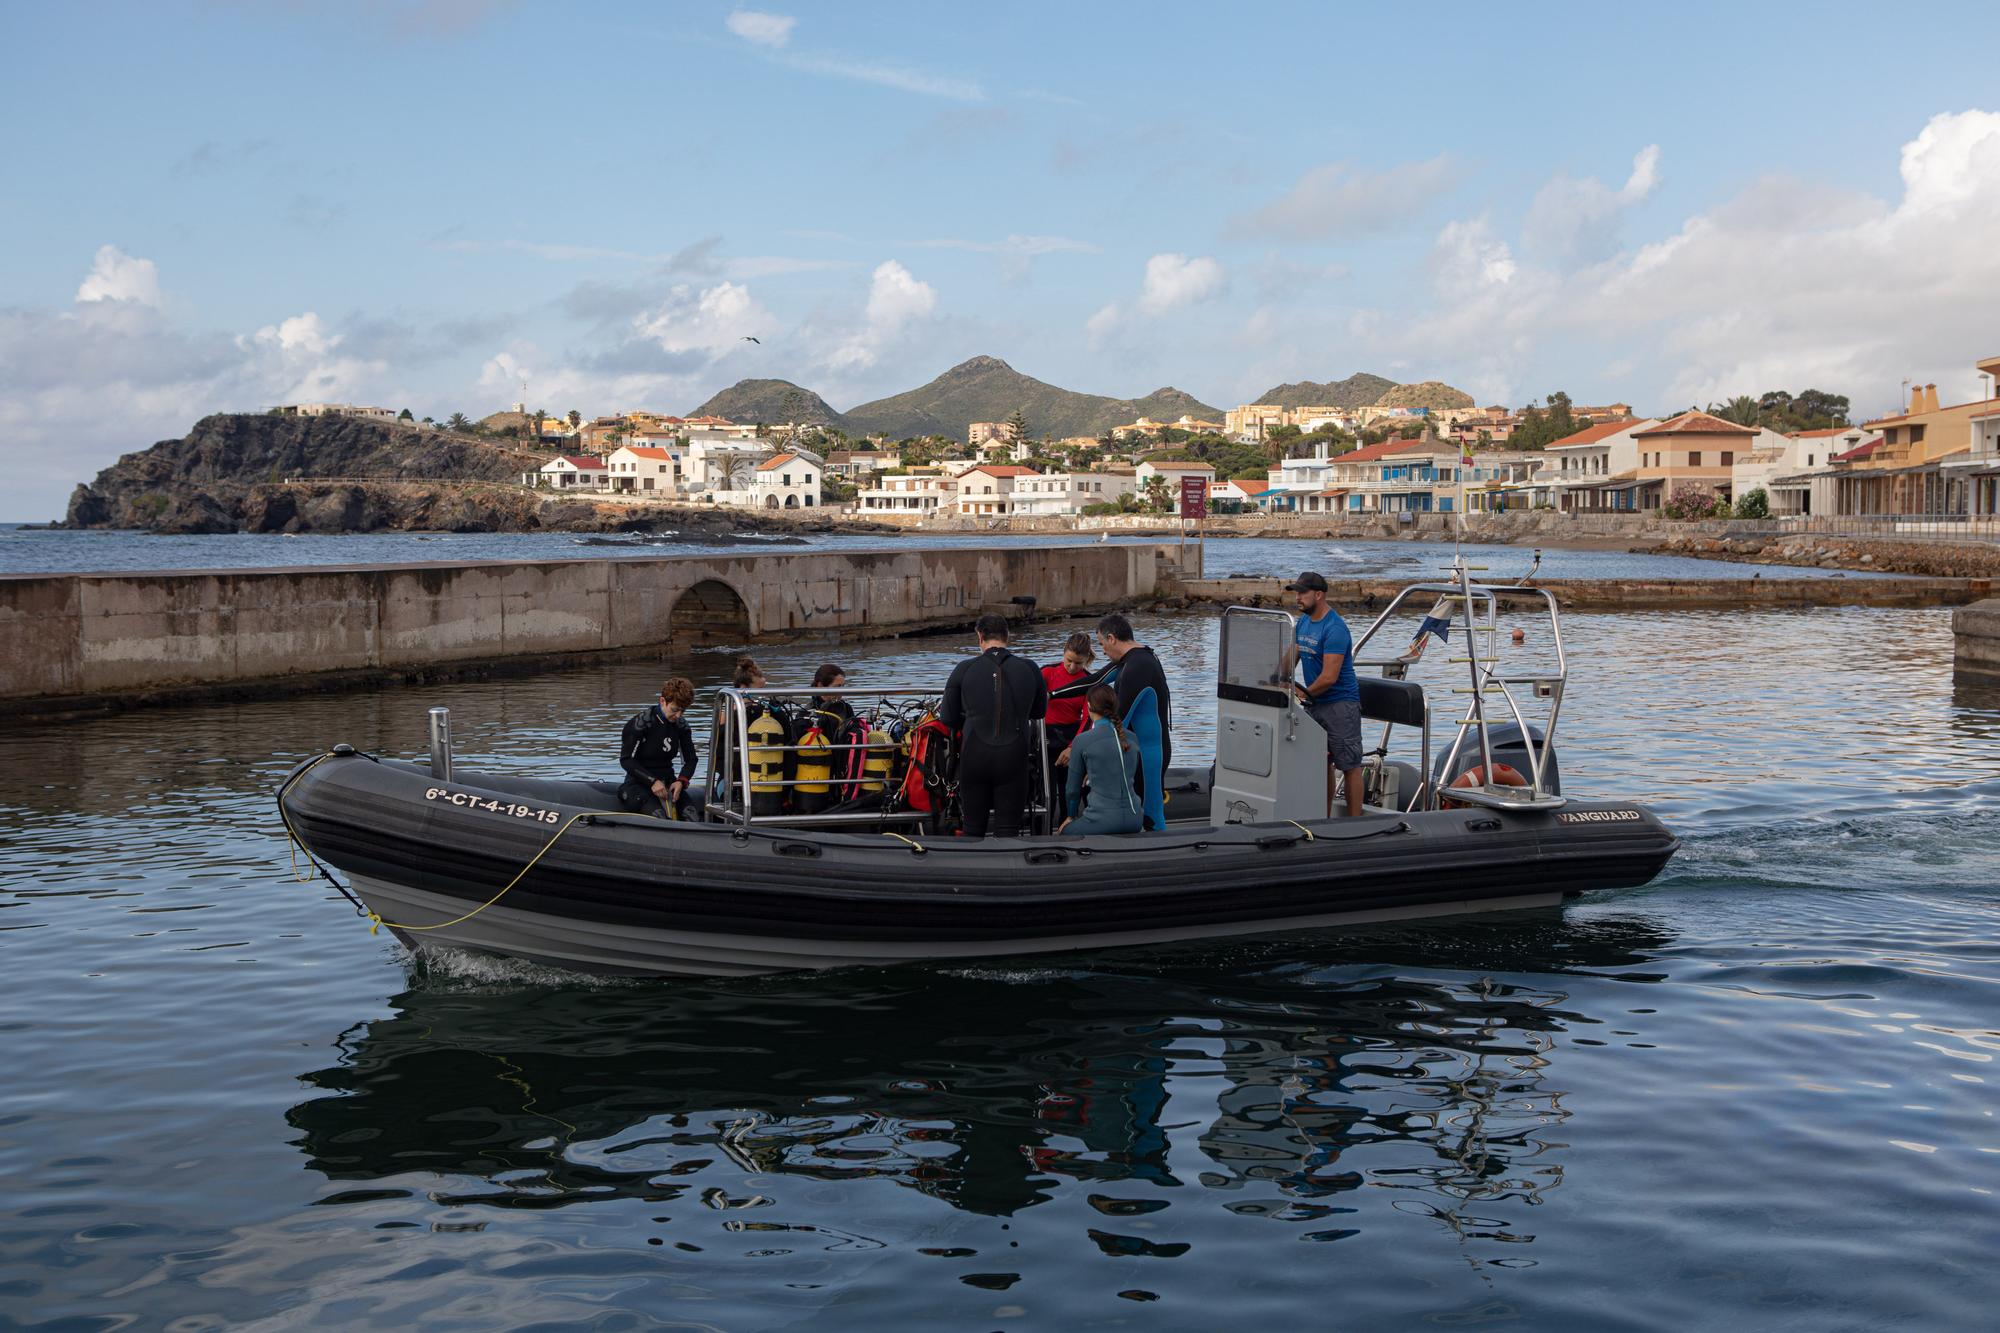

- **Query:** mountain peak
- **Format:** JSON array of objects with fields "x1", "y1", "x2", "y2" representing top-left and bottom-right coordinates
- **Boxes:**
[
  {"x1": 946, "y1": 355, "x2": 1016, "y2": 376},
  {"x1": 841, "y1": 358, "x2": 1222, "y2": 440}
]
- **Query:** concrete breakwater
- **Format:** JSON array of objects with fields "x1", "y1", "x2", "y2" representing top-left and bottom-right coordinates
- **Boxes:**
[
  {"x1": 0, "y1": 543, "x2": 1186, "y2": 716},
  {"x1": 1955, "y1": 600, "x2": 2000, "y2": 682},
  {"x1": 1168, "y1": 575, "x2": 1992, "y2": 614}
]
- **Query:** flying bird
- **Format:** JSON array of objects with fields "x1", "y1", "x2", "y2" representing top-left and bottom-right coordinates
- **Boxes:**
[{"x1": 740, "y1": 336, "x2": 761, "y2": 344}]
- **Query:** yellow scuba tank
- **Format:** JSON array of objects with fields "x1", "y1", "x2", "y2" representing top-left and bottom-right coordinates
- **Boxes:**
[
  {"x1": 793, "y1": 722, "x2": 832, "y2": 815},
  {"x1": 746, "y1": 709, "x2": 788, "y2": 816},
  {"x1": 860, "y1": 725, "x2": 896, "y2": 795}
]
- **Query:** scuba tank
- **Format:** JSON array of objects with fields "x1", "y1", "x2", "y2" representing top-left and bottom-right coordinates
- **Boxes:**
[
  {"x1": 745, "y1": 708, "x2": 789, "y2": 816},
  {"x1": 860, "y1": 724, "x2": 897, "y2": 795},
  {"x1": 793, "y1": 719, "x2": 833, "y2": 815},
  {"x1": 834, "y1": 716, "x2": 872, "y2": 802}
]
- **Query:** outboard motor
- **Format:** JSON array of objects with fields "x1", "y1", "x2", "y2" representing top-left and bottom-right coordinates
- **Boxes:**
[{"x1": 1435, "y1": 722, "x2": 1560, "y2": 795}]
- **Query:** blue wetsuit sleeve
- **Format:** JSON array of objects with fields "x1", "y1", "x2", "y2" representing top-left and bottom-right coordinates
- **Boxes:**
[{"x1": 1065, "y1": 734, "x2": 1085, "y2": 818}]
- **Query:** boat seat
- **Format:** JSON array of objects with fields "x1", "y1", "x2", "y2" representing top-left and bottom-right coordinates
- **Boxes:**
[{"x1": 1359, "y1": 677, "x2": 1426, "y2": 727}]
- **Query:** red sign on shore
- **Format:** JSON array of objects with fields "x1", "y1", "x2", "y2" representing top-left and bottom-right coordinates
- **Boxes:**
[{"x1": 1179, "y1": 475, "x2": 1208, "y2": 520}]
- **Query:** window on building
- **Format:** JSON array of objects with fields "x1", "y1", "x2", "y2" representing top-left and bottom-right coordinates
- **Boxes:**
[
  {"x1": 1689, "y1": 451, "x2": 1703, "y2": 467},
  {"x1": 1721, "y1": 451, "x2": 1734, "y2": 467},
  {"x1": 1911, "y1": 425, "x2": 1926, "y2": 443}
]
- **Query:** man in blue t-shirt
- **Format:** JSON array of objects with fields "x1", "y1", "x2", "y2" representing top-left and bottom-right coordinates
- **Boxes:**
[{"x1": 1287, "y1": 571, "x2": 1364, "y2": 816}]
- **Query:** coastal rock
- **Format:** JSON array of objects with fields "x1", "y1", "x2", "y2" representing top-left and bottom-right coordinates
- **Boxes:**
[{"x1": 56, "y1": 411, "x2": 901, "y2": 539}]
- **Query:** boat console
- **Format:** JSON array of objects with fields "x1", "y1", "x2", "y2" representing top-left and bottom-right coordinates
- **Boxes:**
[{"x1": 1216, "y1": 555, "x2": 1571, "y2": 820}]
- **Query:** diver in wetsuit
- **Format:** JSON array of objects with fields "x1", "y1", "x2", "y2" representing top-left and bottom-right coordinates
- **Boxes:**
[
  {"x1": 1095, "y1": 613, "x2": 1172, "y2": 775},
  {"x1": 619, "y1": 677, "x2": 699, "y2": 819},
  {"x1": 939, "y1": 613, "x2": 1048, "y2": 838}
]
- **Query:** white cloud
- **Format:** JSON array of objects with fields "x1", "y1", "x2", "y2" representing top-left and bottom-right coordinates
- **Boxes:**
[
  {"x1": 1138, "y1": 253, "x2": 1226, "y2": 314},
  {"x1": 778, "y1": 51, "x2": 982, "y2": 101},
  {"x1": 239, "y1": 311, "x2": 388, "y2": 402},
  {"x1": 632, "y1": 281, "x2": 776, "y2": 357},
  {"x1": 1431, "y1": 218, "x2": 1518, "y2": 293},
  {"x1": 435, "y1": 235, "x2": 850, "y2": 279},
  {"x1": 915, "y1": 234, "x2": 1097, "y2": 258},
  {"x1": 1084, "y1": 302, "x2": 1122, "y2": 350},
  {"x1": 725, "y1": 8, "x2": 795, "y2": 48},
  {"x1": 829, "y1": 260, "x2": 938, "y2": 370},
  {"x1": 1, "y1": 252, "x2": 426, "y2": 520},
  {"x1": 723, "y1": 10, "x2": 981, "y2": 100},
  {"x1": 1373, "y1": 109, "x2": 2000, "y2": 415},
  {"x1": 75, "y1": 245, "x2": 162, "y2": 307},
  {"x1": 1520, "y1": 144, "x2": 1663, "y2": 269},
  {"x1": 1228, "y1": 155, "x2": 1456, "y2": 240}
]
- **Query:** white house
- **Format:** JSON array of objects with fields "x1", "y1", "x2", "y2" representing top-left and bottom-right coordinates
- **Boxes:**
[
  {"x1": 1133, "y1": 460, "x2": 1217, "y2": 505},
  {"x1": 954, "y1": 465, "x2": 1038, "y2": 516},
  {"x1": 526, "y1": 454, "x2": 608, "y2": 489},
  {"x1": 859, "y1": 470, "x2": 957, "y2": 514},
  {"x1": 1758, "y1": 426, "x2": 1880, "y2": 515},
  {"x1": 1010, "y1": 470, "x2": 1136, "y2": 516},
  {"x1": 605, "y1": 445, "x2": 681, "y2": 495},
  {"x1": 1541, "y1": 419, "x2": 1656, "y2": 512},
  {"x1": 825, "y1": 449, "x2": 898, "y2": 479},
  {"x1": 1211, "y1": 479, "x2": 1277, "y2": 511},
  {"x1": 271, "y1": 402, "x2": 397, "y2": 421},
  {"x1": 752, "y1": 452, "x2": 822, "y2": 508},
  {"x1": 682, "y1": 437, "x2": 773, "y2": 497}
]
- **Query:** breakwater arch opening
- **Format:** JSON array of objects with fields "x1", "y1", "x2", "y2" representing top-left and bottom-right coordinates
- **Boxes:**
[{"x1": 668, "y1": 578, "x2": 752, "y2": 644}]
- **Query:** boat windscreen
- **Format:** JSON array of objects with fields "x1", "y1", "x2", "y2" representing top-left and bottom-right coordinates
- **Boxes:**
[{"x1": 1219, "y1": 608, "x2": 1295, "y2": 696}]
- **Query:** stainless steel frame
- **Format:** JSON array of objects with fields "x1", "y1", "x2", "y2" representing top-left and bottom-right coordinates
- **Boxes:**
[
  {"x1": 706, "y1": 685, "x2": 1059, "y2": 832},
  {"x1": 1344, "y1": 554, "x2": 1568, "y2": 812}
]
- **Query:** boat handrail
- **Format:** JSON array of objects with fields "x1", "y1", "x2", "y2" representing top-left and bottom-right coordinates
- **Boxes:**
[
  {"x1": 1236, "y1": 557, "x2": 1570, "y2": 812},
  {"x1": 707, "y1": 684, "x2": 1058, "y2": 832}
]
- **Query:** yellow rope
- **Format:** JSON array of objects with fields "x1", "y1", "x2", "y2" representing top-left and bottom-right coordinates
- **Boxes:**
[
  {"x1": 277, "y1": 750, "x2": 590, "y2": 938},
  {"x1": 366, "y1": 811, "x2": 590, "y2": 936},
  {"x1": 1285, "y1": 820, "x2": 1317, "y2": 841},
  {"x1": 882, "y1": 830, "x2": 927, "y2": 854},
  {"x1": 278, "y1": 752, "x2": 340, "y2": 883}
]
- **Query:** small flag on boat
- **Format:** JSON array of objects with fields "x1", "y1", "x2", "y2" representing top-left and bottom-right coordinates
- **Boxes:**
[{"x1": 1416, "y1": 612, "x2": 1451, "y2": 644}]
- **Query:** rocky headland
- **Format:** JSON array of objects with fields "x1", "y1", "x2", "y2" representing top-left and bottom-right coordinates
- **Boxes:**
[{"x1": 60, "y1": 413, "x2": 895, "y2": 538}]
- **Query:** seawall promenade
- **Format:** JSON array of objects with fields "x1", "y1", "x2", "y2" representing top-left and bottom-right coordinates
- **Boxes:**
[
  {"x1": 0, "y1": 543, "x2": 1186, "y2": 716},
  {"x1": 1167, "y1": 575, "x2": 1992, "y2": 613}
]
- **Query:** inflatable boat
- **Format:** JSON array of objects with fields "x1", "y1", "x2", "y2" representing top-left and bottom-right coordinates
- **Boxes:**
[{"x1": 278, "y1": 562, "x2": 1677, "y2": 977}]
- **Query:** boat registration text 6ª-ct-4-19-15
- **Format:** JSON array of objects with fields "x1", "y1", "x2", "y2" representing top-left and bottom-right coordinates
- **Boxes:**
[{"x1": 425, "y1": 788, "x2": 563, "y2": 823}]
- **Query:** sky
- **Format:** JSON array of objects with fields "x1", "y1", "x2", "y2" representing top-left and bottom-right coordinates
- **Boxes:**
[{"x1": 3, "y1": 1, "x2": 1999, "y2": 520}]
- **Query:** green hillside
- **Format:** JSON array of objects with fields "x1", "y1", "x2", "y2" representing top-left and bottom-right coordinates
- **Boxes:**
[
  {"x1": 841, "y1": 356, "x2": 1223, "y2": 440},
  {"x1": 1252, "y1": 373, "x2": 1397, "y2": 409},
  {"x1": 690, "y1": 378, "x2": 847, "y2": 427},
  {"x1": 1375, "y1": 380, "x2": 1474, "y2": 410}
]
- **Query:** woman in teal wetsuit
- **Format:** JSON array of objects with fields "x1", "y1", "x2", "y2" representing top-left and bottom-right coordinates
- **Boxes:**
[{"x1": 1058, "y1": 685, "x2": 1144, "y2": 836}]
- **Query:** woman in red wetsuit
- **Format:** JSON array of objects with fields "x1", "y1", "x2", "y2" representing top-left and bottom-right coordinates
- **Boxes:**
[{"x1": 1042, "y1": 632, "x2": 1105, "y2": 761}]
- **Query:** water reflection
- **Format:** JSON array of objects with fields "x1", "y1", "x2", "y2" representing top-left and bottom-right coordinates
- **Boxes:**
[{"x1": 291, "y1": 915, "x2": 1669, "y2": 1258}]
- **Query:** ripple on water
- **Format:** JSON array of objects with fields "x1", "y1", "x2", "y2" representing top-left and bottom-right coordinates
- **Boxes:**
[{"x1": 2, "y1": 605, "x2": 1998, "y2": 1327}]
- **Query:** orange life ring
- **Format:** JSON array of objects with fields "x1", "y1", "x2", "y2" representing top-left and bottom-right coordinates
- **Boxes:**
[{"x1": 1450, "y1": 763, "x2": 1527, "y2": 790}]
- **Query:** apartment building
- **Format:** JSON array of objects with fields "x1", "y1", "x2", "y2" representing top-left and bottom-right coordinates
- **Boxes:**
[
  {"x1": 605, "y1": 445, "x2": 680, "y2": 495},
  {"x1": 1630, "y1": 412, "x2": 1759, "y2": 510},
  {"x1": 749, "y1": 452, "x2": 821, "y2": 508},
  {"x1": 954, "y1": 464, "x2": 1037, "y2": 516},
  {"x1": 1010, "y1": 470, "x2": 1137, "y2": 516},
  {"x1": 858, "y1": 470, "x2": 957, "y2": 514}
]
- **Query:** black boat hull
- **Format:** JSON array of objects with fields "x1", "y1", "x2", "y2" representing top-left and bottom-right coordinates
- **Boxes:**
[{"x1": 280, "y1": 751, "x2": 1679, "y2": 977}]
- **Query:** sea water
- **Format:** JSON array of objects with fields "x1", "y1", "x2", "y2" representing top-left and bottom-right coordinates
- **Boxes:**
[{"x1": 2, "y1": 601, "x2": 1995, "y2": 1328}]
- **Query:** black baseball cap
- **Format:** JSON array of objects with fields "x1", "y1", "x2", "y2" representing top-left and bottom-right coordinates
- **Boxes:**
[{"x1": 1285, "y1": 572, "x2": 1328, "y2": 592}]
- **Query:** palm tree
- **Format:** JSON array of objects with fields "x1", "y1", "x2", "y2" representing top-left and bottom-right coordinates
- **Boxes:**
[
  {"x1": 445, "y1": 412, "x2": 473, "y2": 433},
  {"x1": 1715, "y1": 395, "x2": 1761, "y2": 427}
]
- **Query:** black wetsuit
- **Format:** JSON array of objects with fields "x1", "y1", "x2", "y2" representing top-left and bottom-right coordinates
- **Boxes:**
[
  {"x1": 1112, "y1": 644, "x2": 1173, "y2": 774},
  {"x1": 940, "y1": 646, "x2": 1048, "y2": 837},
  {"x1": 619, "y1": 706, "x2": 698, "y2": 819}
]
